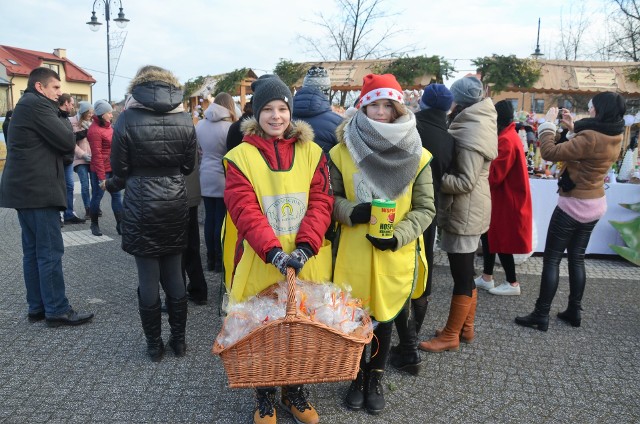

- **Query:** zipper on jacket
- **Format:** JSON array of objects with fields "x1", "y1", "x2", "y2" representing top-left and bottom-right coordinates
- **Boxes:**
[{"x1": 273, "y1": 140, "x2": 282, "y2": 169}]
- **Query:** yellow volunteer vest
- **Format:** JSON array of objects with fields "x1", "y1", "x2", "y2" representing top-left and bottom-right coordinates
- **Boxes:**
[
  {"x1": 330, "y1": 143, "x2": 431, "y2": 322},
  {"x1": 222, "y1": 141, "x2": 332, "y2": 303}
]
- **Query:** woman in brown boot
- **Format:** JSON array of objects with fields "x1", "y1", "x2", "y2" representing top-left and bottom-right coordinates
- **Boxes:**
[{"x1": 419, "y1": 76, "x2": 497, "y2": 353}]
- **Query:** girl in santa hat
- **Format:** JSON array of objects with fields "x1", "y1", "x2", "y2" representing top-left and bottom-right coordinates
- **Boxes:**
[{"x1": 329, "y1": 73, "x2": 435, "y2": 415}]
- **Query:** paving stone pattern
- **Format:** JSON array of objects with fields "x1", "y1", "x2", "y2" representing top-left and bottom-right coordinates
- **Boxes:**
[{"x1": 0, "y1": 204, "x2": 638, "y2": 423}]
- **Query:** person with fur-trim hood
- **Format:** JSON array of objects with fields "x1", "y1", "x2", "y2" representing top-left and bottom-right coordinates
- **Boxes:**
[
  {"x1": 222, "y1": 74, "x2": 333, "y2": 424},
  {"x1": 418, "y1": 76, "x2": 498, "y2": 354},
  {"x1": 104, "y1": 65, "x2": 197, "y2": 362},
  {"x1": 330, "y1": 73, "x2": 435, "y2": 415}
]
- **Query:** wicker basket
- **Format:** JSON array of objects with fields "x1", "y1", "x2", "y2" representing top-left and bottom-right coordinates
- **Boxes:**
[{"x1": 212, "y1": 268, "x2": 372, "y2": 388}]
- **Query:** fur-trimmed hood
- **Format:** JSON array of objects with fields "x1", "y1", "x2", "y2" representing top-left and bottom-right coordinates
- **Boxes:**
[
  {"x1": 239, "y1": 117, "x2": 315, "y2": 143},
  {"x1": 127, "y1": 66, "x2": 182, "y2": 92},
  {"x1": 127, "y1": 66, "x2": 184, "y2": 113},
  {"x1": 335, "y1": 118, "x2": 349, "y2": 144}
]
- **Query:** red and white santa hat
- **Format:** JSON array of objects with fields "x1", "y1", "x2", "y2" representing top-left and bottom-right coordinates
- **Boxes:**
[{"x1": 357, "y1": 73, "x2": 404, "y2": 108}]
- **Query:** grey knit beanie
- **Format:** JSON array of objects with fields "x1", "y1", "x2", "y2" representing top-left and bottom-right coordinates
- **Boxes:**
[
  {"x1": 93, "y1": 99, "x2": 113, "y2": 116},
  {"x1": 77, "y1": 101, "x2": 93, "y2": 116},
  {"x1": 250, "y1": 75, "x2": 293, "y2": 118},
  {"x1": 450, "y1": 76, "x2": 484, "y2": 106},
  {"x1": 302, "y1": 66, "x2": 331, "y2": 94}
]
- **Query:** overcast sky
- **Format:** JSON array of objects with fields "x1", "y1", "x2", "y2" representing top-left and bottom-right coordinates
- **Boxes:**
[{"x1": 1, "y1": 0, "x2": 612, "y2": 102}]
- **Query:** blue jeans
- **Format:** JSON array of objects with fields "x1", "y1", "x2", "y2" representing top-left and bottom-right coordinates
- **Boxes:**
[
  {"x1": 63, "y1": 163, "x2": 76, "y2": 219},
  {"x1": 202, "y1": 196, "x2": 226, "y2": 261},
  {"x1": 89, "y1": 171, "x2": 123, "y2": 215},
  {"x1": 17, "y1": 208, "x2": 70, "y2": 316},
  {"x1": 74, "y1": 164, "x2": 91, "y2": 209}
]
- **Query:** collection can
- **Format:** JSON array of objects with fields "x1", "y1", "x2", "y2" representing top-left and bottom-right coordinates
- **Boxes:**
[{"x1": 368, "y1": 199, "x2": 396, "y2": 239}]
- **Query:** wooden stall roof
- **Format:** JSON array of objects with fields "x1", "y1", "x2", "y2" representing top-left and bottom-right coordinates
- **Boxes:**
[
  {"x1": 512, "y1": 59, "x2": 640, "y2": 95},
  {"x1": 293, "y1": 59, "x2": 437, "y2": 91},
  {"x1": 190, "y1": 69, "x2": 258, "y2": 98}
]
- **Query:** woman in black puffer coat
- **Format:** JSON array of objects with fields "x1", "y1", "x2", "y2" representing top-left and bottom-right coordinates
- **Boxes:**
[{"x1": 106, "y1": 65, "x2": 196, "y2": 362}]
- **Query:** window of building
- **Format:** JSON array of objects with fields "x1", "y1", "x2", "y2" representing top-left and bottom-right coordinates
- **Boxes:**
[
  {"x1": 533, "y1": 99, "x2": 545, "y2": 114},
  {"x1": 7, "y1": 59, "x2": 19, "y2": 65},
  {"x1": 71, "y1": 94, "x2": 88, "y2": 105},
  {"x1": 42, "y1": 63, "x2": 60, "y2": 75},
  {"x1": 506, "y1": 98, "x2": 518, "y2": 112}
]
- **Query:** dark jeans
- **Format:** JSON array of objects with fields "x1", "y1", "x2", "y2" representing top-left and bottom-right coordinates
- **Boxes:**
[
  {"x1": 135, "y1": 254, "x2": 185, "y2": 308},
  {"x1": 74, "y1": 164, "x2": 91, "y2": 209},
  {"x1": 183, "y1": 205, "x2": 207, "y2": 300},
  {"x1": 202, "y1": 196, "x2": 226, "y2": 262},
  {"x1": 447, "y1": 252, "x2": 475, "y2": 297},
  {"x1": 536, "y1": 206, "x2": 598, "y2": 311},
  {"x1": 63, "y1": 163, "x2": 76, "y2": 219},
  {"x1": 17, "y1": 208, "x2": 70, "y2": 316},
  {"x1": 480, "y1": 232, "x2": 517, "y2": 283},
  {"x1": 89, "y1": 171, "x2": 123, "y2": 215}
]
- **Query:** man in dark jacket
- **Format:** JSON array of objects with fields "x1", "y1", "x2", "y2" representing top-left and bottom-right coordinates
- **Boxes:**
[
  {"x1": 292, "y1": 66, "x2": 343, "y2": 155},
  {"x1": 0, "y1": 67, "x2": 94, "y2": 327},
  {"x1": 391, "y1": 83, "x2": 454, "y2": 371},
  {"x1": 58, "y1": 93, "x2": 86, "y2": 224}
]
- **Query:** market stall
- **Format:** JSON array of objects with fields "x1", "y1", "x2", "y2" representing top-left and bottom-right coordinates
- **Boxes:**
[{"x1": 530, "y1": 178, "x2": 640, "y2": 254}]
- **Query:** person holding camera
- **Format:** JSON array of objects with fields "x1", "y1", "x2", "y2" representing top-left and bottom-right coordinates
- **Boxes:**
[{"x1": 515, "y1": 92, "x2": 626, "y2": 331}]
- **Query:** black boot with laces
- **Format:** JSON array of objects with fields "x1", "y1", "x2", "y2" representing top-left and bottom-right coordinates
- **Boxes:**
[
  {"x1": 345, "y1": 367, "x2": 366, "y2": 410},
  {"x1": 365, "y1": 369, "x2": 385, "y2": 415}
]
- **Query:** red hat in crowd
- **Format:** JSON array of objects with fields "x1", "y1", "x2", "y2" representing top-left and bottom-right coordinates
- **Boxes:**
[{"x1": 357, "y1": 73, "x2": 404, "y2": 108}]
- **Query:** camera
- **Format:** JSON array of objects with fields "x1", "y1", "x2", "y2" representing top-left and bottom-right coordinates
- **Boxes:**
[{"x1": 557, "y1": 109, "x2": 564, "y2": 120}]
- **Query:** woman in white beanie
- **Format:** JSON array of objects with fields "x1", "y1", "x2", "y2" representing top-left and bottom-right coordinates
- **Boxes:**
[{"x1": 419, "y1": 76, "x2": 498, "y2": 353}]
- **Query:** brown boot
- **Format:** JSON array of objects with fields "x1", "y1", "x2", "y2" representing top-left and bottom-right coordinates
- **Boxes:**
[
  {"x1": 434, "y1": 288, "x2": 477, "y2": 343},
  {"x1": 419, "y1": 294, "x2": 472, "y2": 352}
]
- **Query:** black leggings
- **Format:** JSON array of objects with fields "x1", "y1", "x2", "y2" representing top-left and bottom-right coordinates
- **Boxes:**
[
  {"x1": 135, "y1": 254, "x2": 185, "y2": 307},
  {"x1": 447, "y1": 252, "x2": 475, "y2": 297},
  {"x1": 537, "y1": 207, "x2": 597, "y2": 309},
  {"x1": 480, "y1": 232, "x2": 517, "y2": 283}
]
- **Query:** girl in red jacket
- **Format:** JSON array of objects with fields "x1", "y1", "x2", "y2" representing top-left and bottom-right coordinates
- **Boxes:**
[
  {"x1": 223, "y1": 75, "x2": 333, "y2": 424},
  {"x1": 87, "y1": 99, "x2": 123, "y2": 236}
]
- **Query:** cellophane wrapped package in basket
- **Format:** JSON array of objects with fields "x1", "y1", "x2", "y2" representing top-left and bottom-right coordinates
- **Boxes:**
[{"x1": 215, "y1": 279, "x2": 372, "y2": 349}]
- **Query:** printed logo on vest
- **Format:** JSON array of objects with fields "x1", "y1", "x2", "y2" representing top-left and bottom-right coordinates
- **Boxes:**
[
  {"x1": 354, "y1": 172, "x2": 375, "y2": 203},
  {"x1": 263, "y1": 192, "x2": 308, "y2": 235}
]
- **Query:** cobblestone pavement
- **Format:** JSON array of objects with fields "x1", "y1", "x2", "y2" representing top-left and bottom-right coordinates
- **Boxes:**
[{"x1": 0, "y1": 202, "x2": 638, "y2": 423}]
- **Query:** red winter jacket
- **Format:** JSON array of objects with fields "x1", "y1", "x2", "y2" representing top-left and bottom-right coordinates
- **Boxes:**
[
  {"x1": 488, "y1": 122, "x2": 533, "y2": 254},
  {"x1": 224, "y1": 118, "x2": 333, "y2": 262},
  {"x1": 87, "y1": 115, "x2": 113, "y2": 181}
]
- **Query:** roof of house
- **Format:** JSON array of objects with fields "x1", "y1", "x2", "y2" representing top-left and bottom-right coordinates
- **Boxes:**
[
  {"x1": 0, "y1": 45, "x2": 96, "y2": 84},
  {"x1": 506, "y1": 59, "x2": 640, "y2": 95},
  {"x1": 293, "y1": 59, "x2": 437, "y2": 90}
]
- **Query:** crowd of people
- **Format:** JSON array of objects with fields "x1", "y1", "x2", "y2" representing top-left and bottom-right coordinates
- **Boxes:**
[{"x1": 0, "y1": 65, "x2": 628, "y2": 424}]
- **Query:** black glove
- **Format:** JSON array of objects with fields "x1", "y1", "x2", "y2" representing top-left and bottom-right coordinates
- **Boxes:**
[
  {"x1": 350, "y1": 202, "x2": 372, "y2": 224},
  {"x1": 366, "y1": 234, "x2": 397, "y2": 251},
  {"x1": 266, "y1": 248, "x2": 304, "y2": 276}
]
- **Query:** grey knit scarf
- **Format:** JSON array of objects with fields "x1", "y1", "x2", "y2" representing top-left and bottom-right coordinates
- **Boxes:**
[{"x1": 344, "y1": 109, "x2": 422, "y2": 199}]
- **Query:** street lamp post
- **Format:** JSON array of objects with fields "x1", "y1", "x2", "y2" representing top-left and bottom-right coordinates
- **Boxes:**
[{"x1": 86, "y1": 0, "x2": 129, "y2": 103}]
